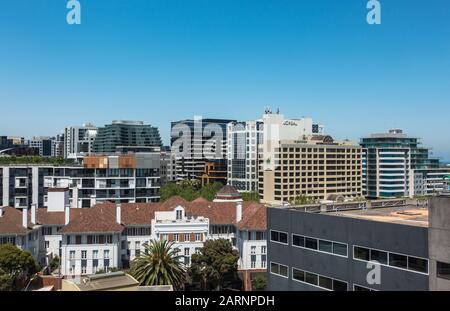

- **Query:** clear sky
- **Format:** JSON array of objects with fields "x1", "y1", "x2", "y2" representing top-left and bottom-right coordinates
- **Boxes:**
[{"x1": 1, "y1": 0, "x2": 449, "y2": 160}]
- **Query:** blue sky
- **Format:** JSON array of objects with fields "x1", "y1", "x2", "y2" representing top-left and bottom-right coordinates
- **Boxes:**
[{"x1": 0, "y1": 0, "x2": 449, "y2": 160}]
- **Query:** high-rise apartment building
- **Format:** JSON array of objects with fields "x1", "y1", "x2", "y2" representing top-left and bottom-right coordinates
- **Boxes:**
[
  {"x1": 227, "y1": 120, "x2": 264, "y2": 192},
  {"x1": 171, "y1": 117, "x2": 235, "y2": 181},
  {"x1": 92, "y1": 120, "x2": 162, "y2": 154},
  {"x1": 64, "y1": 123, "x2": 97, "y2": 159},
  {"x1": 0, "y1": 153, "x2": 161, "y2": 208},
  {"x1": 361, "y1": 129, "x2": 450, "y2": 199}
]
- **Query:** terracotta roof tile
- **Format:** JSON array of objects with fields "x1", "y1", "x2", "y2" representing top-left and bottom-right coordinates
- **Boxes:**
[
  {"x1": 37, "y1": 208, "x2": 65, "y2": 226},
  {"x1": 0, "y1": 207, "x2": 30, "y2": 234},
  {"x1": 59, "y1": 204, "x2": 123, "y2": 234}
]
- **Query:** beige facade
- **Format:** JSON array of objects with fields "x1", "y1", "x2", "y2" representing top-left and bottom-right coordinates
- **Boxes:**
[{"x1": 258, "y1": 137, "x2": 363, "y2": 204}]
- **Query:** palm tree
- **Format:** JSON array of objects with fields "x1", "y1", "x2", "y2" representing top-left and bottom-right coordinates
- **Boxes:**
[{"x1": 129, "y1": 240, "x2": 186, "y2": 289}]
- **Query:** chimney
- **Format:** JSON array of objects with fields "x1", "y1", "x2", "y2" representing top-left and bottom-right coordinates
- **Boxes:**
[
  {"x1": 236, "y1": 202, "x2": 242, "y2": 223},
  {"x1": 116, "y1": 203, "x2": 121, "y2": 224},
  {"x1": 31, "y1": 204, "x2": 37, "y2": 225},
  {"x1": 65, "y1": 205, "x2": 70, "y2": 225},
  {"x1": 22, "y1": 207, "x2": 28, "y2": 228}
]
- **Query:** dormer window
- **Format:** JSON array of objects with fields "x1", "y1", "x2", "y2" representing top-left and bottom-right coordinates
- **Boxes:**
[{"x1": 176, "y1": 210, "x2": 183, "y2": 220}]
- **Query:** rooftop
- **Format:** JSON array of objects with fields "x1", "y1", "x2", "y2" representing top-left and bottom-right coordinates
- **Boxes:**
[
  {"x1": 278, "y1": 200, "x2": 430, "y2": 228},
  {"x1": 329, "y1": 205, "x2": 429, "y2": 228}
]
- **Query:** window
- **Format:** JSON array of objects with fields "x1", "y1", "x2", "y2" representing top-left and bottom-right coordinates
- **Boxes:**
[
  {"x1": 319, "y1": 240, "x2": 333, "y2": 253},
  {"x1": 93, "y1": 250, "x2": 98, "y2": 259},
  {"x1": 184, "y1": 233, "x2": 190, "y2": 242},
  {"x1": 174, "y1": 234, "x2": 179, "y2": 242},
  {"x1": 75, "y1": 235, "x2": 82, "y2": 245},
  {"x1": 293, "y1": 268, "x2": 348, "y2": 291},
  {"x1": 176, "y1": 210, "x2": 183, "y2": 220},
  {"x1": 270, "y1": 230, "x2": 288, "y2": 244},
  {"x1": 437, "y1": 261, "x2": 450, "y2": 280},
  {"x1": 370, "y1": 249, "x2": 388, "y2": 265},
  {"x1": 270, "y1": 262, "x2": 288, "y2": 278},
  {"x1": 318, "y1": 276, "x2": 333, "y2": 290},
  {"x1": 69, "y1": 251, "x2": 75, "y2": 260},
  {"x1": 354, "y1": 246, "x2": 370, "y2": 261},
  {"x1": 333, "y1": 242, "x2": 348, "y2": 257},
  {"x1": 251, "y1": 255, "x2": 256, "y2": 268},
  {"x1": 45, "y1": 241, "x2": 50, "y2": 249},
  {"x1": 305, "y1": 272, "x2": 318, "y2": 286},
  {"x1": 353, "y1": 284, "x2": 376, "y2": 291},
  {"x1": 408, "y1": 257, "x2": 428, "y2": 273},
  {"x1": 81, "y1": 260, "x2": 87, "y2": 274},
  {"x1": 81, "y1": 250, "x2": 87, "y2": 259},
  {"x1": 162, "y1": 234, "x2": 168, "y2": 241},
  {"x1": 389, "y1": 253, "x2": 407, "y2": 269},
  {"x1": 195, "y1": 248, "x2": 201, "y2": 254},
  {"x1": 251, "y1": 246, "x2": 256, "y2": 254},
  {"x1": 292, "y1": 235, "x2": 305, "y2": 247},
  {"x1": 261, "y1": 246, "x2": 266, "y2": 254},
  {"x1": 184, "y1": 248, "x2": 190, "y2": 256},
  {"x1": 104, "y1": 250, "x2": 110, "y2": 259},
  {"x1": 333, "y1": 279, "x2": 348, "y2": 291},
  {"x1": 106, "y1": 235, "x2": 113, "y2": 244},
  {"x1": 261, "y1": 255, "x2": 267, "y2": 268},
  {"x1": 354, "y1": 246, "x2": 428, "y2": 275},
  {"x1": 292, "y1": 268, "x2": 305, "y2": 282},
  {"x1": 305, "y1": 237, "x2": 318, "y2": 250},
  {"x1": 195, "y1": 233, "x2": 202, "y2": 242}
]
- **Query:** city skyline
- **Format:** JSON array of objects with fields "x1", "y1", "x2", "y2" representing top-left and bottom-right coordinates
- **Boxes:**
[{"x1": 1, "y1": 1, "x2": 449, "y2": 159}]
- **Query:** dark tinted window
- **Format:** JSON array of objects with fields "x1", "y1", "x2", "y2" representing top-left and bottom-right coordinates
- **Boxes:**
[
  {"x1": 354, "y1": 246, "x2": 370, "y2": 261},
  {"x1": 293, "y1": 269, "x2": 305, "y2": 282},
  {"x1": 437, "y1": 261, "x2": 450, "y2": 280},
  {"x1": 318, "y1": 276, "x2": 333, "y2": 290},
  {"x1": 354, "y1": 285, "x2": 371, "y2": 291},
  {"x1": 319, "y1": 240, "x2": 332, "y2": 253},
  {"x1": 333, "y1": 242, "x2": 348, "y2": 256},
  {"x1": 292, "y1": 235, "x2": 305, "y2": 247},
  {"x1": 370, "y1": 249, "x2": 388, "y2": 265},
  {"x1": 305, "y1": 272, "x2": 318, "y2": 285},
  {"x1": 333, "y1": 280, "x2": 348, "y2": 291},
  {"x1": 389, "y1": 253, "x2": 407, "y2": 269},
  {"x1": 279, "y1": 232, "x2": 288, "y2": 244},
  {"x1": 408, "y1": 257, "x2": 428, "y2": 273},
  {"x1": 305, "y1": 238, "x2": 318, "y2": 250}
]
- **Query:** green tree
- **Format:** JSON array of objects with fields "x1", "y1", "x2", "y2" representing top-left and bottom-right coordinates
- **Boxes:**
[
  {"x1": 253, "y1": 274, "x2": 267, "y2": 291},
  {"x1": 199, "y1": 182, "x2": 223, "y2": 201},
  {"x1": 241, "y1": 191, "x2": 260, "y2": 202},
  {"x1": 0, "y1": 244, "x2": 38, "y2": 291},
  {"x1": 189, "y1": 239, "x2": 240, "y2": 290},
  {"x1": 48, "y1": 256, "x2": 60, "y2": 273},
  {"x1": 290, "y1": 193, "x2": 316, "y2": 205},
  {"x1": 130, "y1": 240, "x2": 186, "y2": 289},
  {"x1": 0, "y1": 268, "x2": 13, "y2": 291}
]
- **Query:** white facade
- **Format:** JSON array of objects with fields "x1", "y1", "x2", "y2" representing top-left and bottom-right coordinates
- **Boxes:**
[
  {"x1": 227, "y1": 120, "x2": 263, "y2": 192},
  {"x1": 64, "y1": 123, "x2": 97, "y2": 159}
]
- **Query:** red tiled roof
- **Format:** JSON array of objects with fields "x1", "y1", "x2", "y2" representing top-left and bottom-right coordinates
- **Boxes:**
[
  {"x1": 37, "y1": 208, "x2": 65, "y2": 226},
  {"x1": 59, "y1": 203, "x2": 124, "y2": 234},
  {"x1": 120, "y1": 203, "x2": 171, "y2": 226},
  {"x1": 0, "y1": 207, "x2": 30, "y2": 234}
]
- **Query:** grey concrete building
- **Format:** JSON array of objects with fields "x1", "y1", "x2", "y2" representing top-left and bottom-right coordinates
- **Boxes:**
[
  {"x1": 267, "y1": 198, "x2": 448, "y2": 291},
  {"x1": 428, "y1": 195, "x2": 450, "y2": 290}
]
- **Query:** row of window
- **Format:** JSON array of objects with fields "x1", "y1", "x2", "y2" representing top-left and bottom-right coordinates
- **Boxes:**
[
  {"x1": 292, "y1": 234, "x2": 348, "y2": 257},
  {"x1": 353, "y1": 246, "x2": 429, "y2": 274},
  {"x1": 271, "y1": 230, "x2": 429, "y2": 275}
]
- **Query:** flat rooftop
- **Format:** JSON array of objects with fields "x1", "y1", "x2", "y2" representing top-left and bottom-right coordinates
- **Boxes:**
[
  {"x1": 279, "y1": 200, "x2": 430, "y2": 228},
  {"x1": 328, "y1": 205, "x2": 429, "y2": 227}
]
